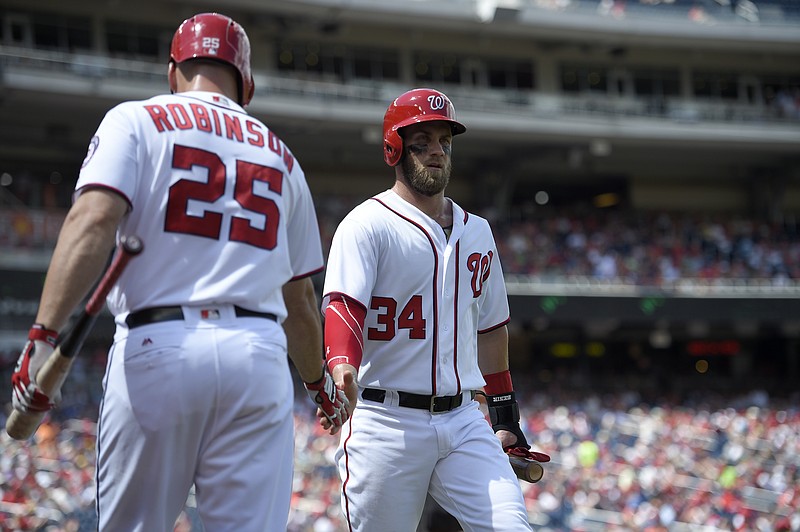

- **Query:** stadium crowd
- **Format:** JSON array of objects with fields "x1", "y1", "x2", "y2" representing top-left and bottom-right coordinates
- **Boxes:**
[
  {"x1": 0, "y1": 345, "x2": 797, "y2": 531},
  {"x1": 490, "y1": 209, "x2": 800, "y2": 285},
  {"x1": 2, "y1": 201, "x2": 799, "y2": 530},
  {"x1": 4, "y1": 194, "x2": 800, "y2": 287},
  {"x1": 319, "y1": 199, "x2": 800, "y2": 287}
]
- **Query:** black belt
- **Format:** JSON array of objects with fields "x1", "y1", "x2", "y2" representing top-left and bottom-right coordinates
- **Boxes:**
[
  {"x1": 126, "y1": 306, "x2": 277, "y2": 329},
  {"x1": 362, "y1": 388, "x2": 474, "y2": 413}
]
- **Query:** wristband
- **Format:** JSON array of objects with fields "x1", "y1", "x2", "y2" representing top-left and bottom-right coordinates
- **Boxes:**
[
  {"x1": 327, "y1": 355, "x2": 356, "y2": 374},
  {"x1": 486, "y1": 391, "x2": 520, "y2": 427},
  {"x1": 30, "y1": 324, "x2": 59, "y2": 346},
  {"x1": 483, "y1": 369, "x2": 513, "y2": 395},
  {"x1": 486, "y1": 391, "x2": 530, "y2": 450}
]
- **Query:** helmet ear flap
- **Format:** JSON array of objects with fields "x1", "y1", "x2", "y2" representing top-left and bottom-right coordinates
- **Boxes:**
[{"x1": 384, "y1": 131, "x2": 403, "y2": 167}]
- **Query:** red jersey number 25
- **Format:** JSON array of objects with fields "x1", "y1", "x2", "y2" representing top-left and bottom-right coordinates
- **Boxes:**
[{"x1": 165, "y1": 144, "x2": 283, "y2": 250}]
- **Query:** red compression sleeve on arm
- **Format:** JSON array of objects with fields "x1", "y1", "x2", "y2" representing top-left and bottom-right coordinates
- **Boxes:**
[
  {"x1": 324, "y1": 295, "x2": 366, "y2": 372},
  {"x1": 483, "y1": 370, "x2": 514, "y2": 395}
]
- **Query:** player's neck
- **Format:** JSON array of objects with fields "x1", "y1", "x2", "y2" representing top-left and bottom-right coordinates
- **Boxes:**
[
  {"x1": 175, "y1": 71, "x2": 239, "y2": 104},
  {"x1": 392, "y1": 182, "x2": 452, "y2": 228}
]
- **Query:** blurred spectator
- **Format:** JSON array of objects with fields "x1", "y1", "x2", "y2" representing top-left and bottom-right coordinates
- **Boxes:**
[
  {"x1": 735, "y1": 0, "x2": 760, "y2": 21},
  {"x1": 775, "y1": 88, "x2": 800, "y2": 120},
  {"x1": 598, "y1": 0, "x2": 628, "y2": 18},
  {"x1": 688, "y1": 3, "x2": 715, "y2": 23}
]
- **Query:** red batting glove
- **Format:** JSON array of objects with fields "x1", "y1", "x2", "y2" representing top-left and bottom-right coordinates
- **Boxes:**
[
  {"x1": 304, "y1": 368, "x2": 350, "y2": 430},
  {"x1": 11, "y1": 325, "x2": 59, "y2": 414}
]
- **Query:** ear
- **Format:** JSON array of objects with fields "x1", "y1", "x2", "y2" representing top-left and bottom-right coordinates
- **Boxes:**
[{"x1": 167, "y1": 62, "x2": 178, "y2": 94}]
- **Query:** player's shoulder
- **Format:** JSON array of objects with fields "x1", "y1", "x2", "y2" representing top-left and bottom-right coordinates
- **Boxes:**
[
  {"x1": 457, "y1": 202, "x2": 491, "y2": 230},
  {"x1": 457, "y1": 205, "x2": 498, "y2": 244},
  {"x1": 103, "y1": 93, "x2": 173, "y2": 120},
  {"x1": 104, "y1": 98, "x2": 146, "y2": 117},
  {"x1": 349, "y1": 191, "x2": 391, "y2": 215},
  {"x1": 334, "y1": 191, "x2": 390, "y2": 232},
  {"x1": 339, "y1": 197, "x2": 377, "y2": 226},
  {"x1": 112, "y1": 92, "x2": 170, "y2": 108}
]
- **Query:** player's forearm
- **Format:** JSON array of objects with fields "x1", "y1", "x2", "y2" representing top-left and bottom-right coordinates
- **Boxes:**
[
  {"x1": 36, "y1": 190, "x2": 126, "y2": 331},
  {"x1": 282, "y1": 278, "x2": 325, "y2": 383},
  {"x1": 287, "y1": 326, "x2": 325, "y2": 383},
  {"x1": 477, "y1": 325, "x2": 510, "y2": 375}
]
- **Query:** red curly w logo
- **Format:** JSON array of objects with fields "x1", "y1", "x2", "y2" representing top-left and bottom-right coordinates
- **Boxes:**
[{"x1": 466, "y1": 251, "x2": 493, "y2": 298}]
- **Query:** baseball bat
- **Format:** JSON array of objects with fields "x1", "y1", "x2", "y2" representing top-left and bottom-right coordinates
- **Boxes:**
[
  {"x1": 5, "y1": 235, "x2": 144, "y2": 441},
  {"x1": 509, "y1": 453, "x2": 545, "y2": 483}
]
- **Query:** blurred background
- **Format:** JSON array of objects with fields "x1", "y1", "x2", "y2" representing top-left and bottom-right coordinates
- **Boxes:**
[{"x1": 0, "y1": 0, "x2": 798, "y2": 530}]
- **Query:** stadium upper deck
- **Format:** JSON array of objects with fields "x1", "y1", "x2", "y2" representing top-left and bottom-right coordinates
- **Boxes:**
[{"x1": 0, "y1": 0, "x2": 797, "y2": 228}]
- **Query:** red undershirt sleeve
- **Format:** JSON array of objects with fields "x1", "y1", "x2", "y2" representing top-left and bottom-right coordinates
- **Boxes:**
[{"x1": 324, "y1": 294, "x2": 366, "y2": 373}]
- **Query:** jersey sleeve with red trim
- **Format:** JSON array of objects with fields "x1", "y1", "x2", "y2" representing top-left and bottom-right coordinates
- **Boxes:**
[
  {"x1": 284, "y1": 165, "x2": 324, "y2": 279},
  {"x1": 75, "y1": 103, "x2": 139, "y2": 205},
  {"x1": 476, "y1": 223, "x2": 510, "y2": 332},
  {"x1": 321, "y1": 209, "x2": 378, "y2": 310}
]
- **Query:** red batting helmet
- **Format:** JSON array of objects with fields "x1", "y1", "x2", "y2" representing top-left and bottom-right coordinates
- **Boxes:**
[
  {"x1": 383, "y1": 88, "x2": 466, "y2": 167},
  {"x1": 170, "y1": 13, "x2": 255, "y2": 106}
]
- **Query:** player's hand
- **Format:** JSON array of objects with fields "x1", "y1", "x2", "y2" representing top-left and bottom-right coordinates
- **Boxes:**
[
  {"x1": 11, "y1": 325, "x2": 59, "y2": 414},
  {"x1": 314, "y1": 364, "x2": 357, "y2": 435},
  {"x1": 305, "y1": 368, "x2": 350, "y2": 434},
  {"x1": 332, "y1": 363, "x2": 358, "y2": 410},
  {"x1": 495, "y1": 423, "x2": 530, "y2": 451},
  {"x1": 495, "y1": 429, "x2": 522, "y2": 450}
]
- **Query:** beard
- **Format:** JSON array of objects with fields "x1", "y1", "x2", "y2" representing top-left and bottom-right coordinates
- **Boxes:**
[{"x1": 401, "y1": 156, "x2": 452, "y2": 197}]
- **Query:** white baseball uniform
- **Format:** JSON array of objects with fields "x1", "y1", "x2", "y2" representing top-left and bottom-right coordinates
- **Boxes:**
[
  {"x1": 322, "y1": 189, "x2": 532, "y2": 531},
  {"x1": 76, "y1": 91, "x2": 323, "y2": 531}
]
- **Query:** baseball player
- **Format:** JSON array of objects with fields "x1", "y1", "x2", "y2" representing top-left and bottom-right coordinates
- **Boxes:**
[
  {"x1": 10, "y1": 13, "x2": 348, "y2": 531},
  {"x1": 319, "y1": 88, "x2": 550, "y2": 531}
]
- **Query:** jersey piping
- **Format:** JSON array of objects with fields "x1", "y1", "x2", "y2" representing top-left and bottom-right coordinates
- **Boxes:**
[
  {"x1": 74, "y1": 183, "x2": 133, "y2": 210},
  {"x1": 290, "y1": 265, "x2": 324, "y2": 282},
  {"x1": 453, "y1": 239, "x2": 461, "y2": 394}
]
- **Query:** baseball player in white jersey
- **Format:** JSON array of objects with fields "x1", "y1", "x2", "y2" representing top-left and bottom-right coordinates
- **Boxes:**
[
  {"x1": 319, "y1": 88, "x2": 550, "y2": 531},
  {"x1": 9, "y1": 13, "x2": 349, "y2": 531}
]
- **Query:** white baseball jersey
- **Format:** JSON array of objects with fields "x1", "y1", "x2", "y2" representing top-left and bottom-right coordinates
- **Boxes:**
[
  {"x1": 322, "y1": 188, "x2": 510, "y2": 395},
  {"x1": 76, "y1": 91, "x2": 323, "y2": 319}
]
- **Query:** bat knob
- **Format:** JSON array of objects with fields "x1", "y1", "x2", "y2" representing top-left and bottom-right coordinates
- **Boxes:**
[
  {"x1": 509, "y1": 454, "x2": 544, "y2": 483},
  {"x1": 121, "y1": 235, "x2": 144, "y2": 255}
]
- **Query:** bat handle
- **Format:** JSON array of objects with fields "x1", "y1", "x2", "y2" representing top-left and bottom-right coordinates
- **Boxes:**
[
  {"x1": 509, "y1": 454, "x2": 545, "y2": 483},
  {"x1": 86, "y1": 235, "x2": 143, "y2": 315},
  {"x1": 5, "y1": 410, "x2": 47, "y2": 441}
]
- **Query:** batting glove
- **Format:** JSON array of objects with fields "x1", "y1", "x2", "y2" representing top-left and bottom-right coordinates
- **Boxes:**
[
  {"x1": 11, "y1": 325, "x2": 59, "y2": 414},
  {"x1": 304, "y1": 368, "x2": 350, "y2": 428}
]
